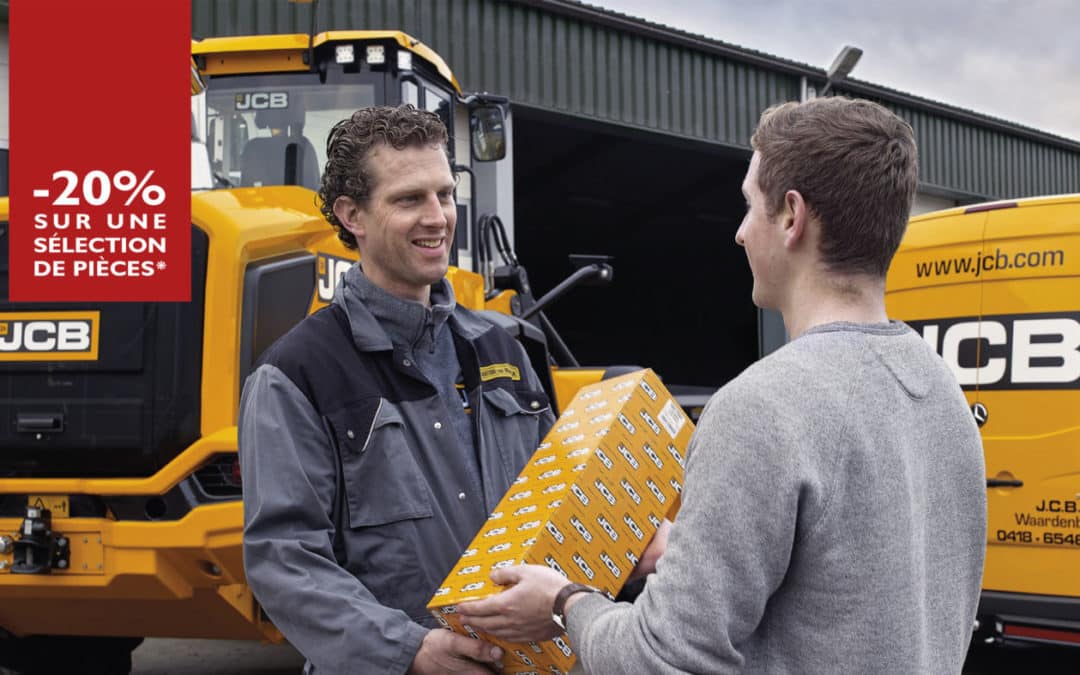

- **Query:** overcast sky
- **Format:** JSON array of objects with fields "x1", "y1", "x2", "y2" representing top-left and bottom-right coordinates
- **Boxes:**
[{"x1": 590, "y1": 0, "x2": 1080, "y2": 143}]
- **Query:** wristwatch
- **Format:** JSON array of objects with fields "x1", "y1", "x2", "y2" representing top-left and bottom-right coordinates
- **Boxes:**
[{"x1": 551, "y1": 582, "x2": 599, "y2": 631}]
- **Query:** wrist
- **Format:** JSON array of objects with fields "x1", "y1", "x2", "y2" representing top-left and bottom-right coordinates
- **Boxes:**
[
  {"x1": 551, "y1": 582, "x2": 599, "y2": 631},
  {"x1": 563, "y1": 590, "x2": 589, "y2": 614}
]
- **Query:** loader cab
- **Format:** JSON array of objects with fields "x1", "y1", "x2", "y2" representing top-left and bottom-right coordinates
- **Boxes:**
[
  {"x1": 193, "y1": 32, "x2": 507, "y2": 275},
  {"x1": 203, "y1": 74, "x2": 371, "y2": 190}
]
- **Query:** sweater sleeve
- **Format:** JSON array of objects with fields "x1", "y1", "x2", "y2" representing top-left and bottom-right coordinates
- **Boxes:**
[
  {"x1": 566, "y1": 376, "x2": 809, "y2": 673},
  {"x1": 239, "y1": 365, "x2": 429, "y2": 675}
]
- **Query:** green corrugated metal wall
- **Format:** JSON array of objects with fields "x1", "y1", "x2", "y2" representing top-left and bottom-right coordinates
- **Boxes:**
[
  {"x1": 874, "y1": 100, "x2": 1080, "y2": 199},
  {"x1": 192, "y1": 0, "x2": 1080, "y2": 200}
]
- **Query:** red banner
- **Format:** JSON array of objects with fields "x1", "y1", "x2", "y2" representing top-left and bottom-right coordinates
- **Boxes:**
[{"x1": 9, "y1": 0, "x2": 192, "y2": 302}]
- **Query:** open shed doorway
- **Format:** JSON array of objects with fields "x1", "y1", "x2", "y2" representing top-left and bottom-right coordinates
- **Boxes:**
[{"x1": 511, "y1": 107, "x2": 759, "y2": 394}]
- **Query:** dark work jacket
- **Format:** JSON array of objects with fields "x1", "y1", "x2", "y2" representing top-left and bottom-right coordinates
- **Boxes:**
[{"x1": 239, "y1": 276, "x2": 554, "y2": 675}]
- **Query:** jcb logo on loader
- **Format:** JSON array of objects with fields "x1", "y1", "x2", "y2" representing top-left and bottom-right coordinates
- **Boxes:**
[
  {"x1": 235, "y1": 92, "x2": 289, "y2": 110},
  {"x1": 0, "y1": 312, "x2": 99, "y2": 361},
  {"x1": 316, "y1": 254, "x2": 354, "y2": 303},
  {"x1": 908, "y1": 312, "x2": 1080, "y2": 389}
]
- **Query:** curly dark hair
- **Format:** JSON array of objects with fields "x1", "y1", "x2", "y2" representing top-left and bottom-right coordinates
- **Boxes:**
[{"x1": 318, "y1": 105, "x2": 450, "y2": 249}]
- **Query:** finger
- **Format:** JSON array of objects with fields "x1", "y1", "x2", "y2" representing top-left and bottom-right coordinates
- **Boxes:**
[
  {"x1": 489, "y1": 565, "x2": 523, "y2": 585},
  {"x1": 447, "y1": 632, "x2": 504, "y2": 664},
  {"x1": 462, "y1": 616, "x2": 546, "y2": 642},
  {"x1": 483, "y1": 624, "x2": 558, "y2": 643},
  {"x1": 484, "y1": 626, "x2": 537, "y2": 642},
  {"x1": 483, "y1": 628, "x2": 532, "y2": 642},
  {"x1": 457, "y1": 596, "x2": 503, "y2": 617},
  {"x1": 458, "y1": 614, "x2": 505, "y2": 633}
]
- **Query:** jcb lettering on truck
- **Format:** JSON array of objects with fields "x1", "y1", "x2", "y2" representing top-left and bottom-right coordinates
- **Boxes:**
[
  {"x1": 908, "y1": 312, "x2": 1080, "y2": 389},
  {"x1": 0, "y1": 312, "x2": 99, "y2": 361},
  {"x1": 1036, "y1": 499, "x2": 1080, "y2": 513}
]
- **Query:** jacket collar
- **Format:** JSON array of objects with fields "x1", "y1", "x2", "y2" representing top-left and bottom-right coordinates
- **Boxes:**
[{"x1": 334, "y1": 263, "x2": 457, "y2": 352}]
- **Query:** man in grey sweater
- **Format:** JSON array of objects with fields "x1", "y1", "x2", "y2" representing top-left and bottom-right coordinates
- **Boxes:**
[{"x1": 458, "y1": 97, "x2": 987, "y2": 673}]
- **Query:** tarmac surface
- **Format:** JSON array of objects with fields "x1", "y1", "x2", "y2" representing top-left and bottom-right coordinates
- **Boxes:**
[
  {"x1": 131, "y1": 639, "x2": 305, "y2": 675},
  {"x1": 126, "y1": 637, "x2": 1080, "y2": 674}
]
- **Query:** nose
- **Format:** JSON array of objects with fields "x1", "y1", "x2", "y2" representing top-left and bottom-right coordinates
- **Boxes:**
[
  {"x1": 735, "y1": 219, "x2": 747, "y2": 247},
  {"x1": 420, "y1": 193, "x2": 449, "y2": 227}
]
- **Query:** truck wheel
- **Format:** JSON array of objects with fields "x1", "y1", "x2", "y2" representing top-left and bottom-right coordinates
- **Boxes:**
[{"x1": 0, "y1": 634, "x2": 143, "y2": 674}]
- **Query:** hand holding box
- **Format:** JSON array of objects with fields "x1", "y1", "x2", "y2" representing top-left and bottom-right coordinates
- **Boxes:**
[{"x1": 428, "y1": 368, "x2": 694, "y2": 674}]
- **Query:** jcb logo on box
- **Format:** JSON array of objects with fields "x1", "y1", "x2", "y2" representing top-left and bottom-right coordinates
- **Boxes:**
[
  {"x1": 639, "y1": 410, "x2": 662, "y2": 436},
  {"x1": 572, "y1": 553, "x2": 595, "y2": 580},
  {"x1": 0, "y1": 312, "x2": 99, "y2": 361},
  {"x1": 570, "y1": 516, "x2": 593, "y2": 543},
  {"x1": 544, "y1": 554, "x2": 566, "y2": 576},
  {"x1": 909, "y1": 312, "x2": 1080, "y2": 389}
]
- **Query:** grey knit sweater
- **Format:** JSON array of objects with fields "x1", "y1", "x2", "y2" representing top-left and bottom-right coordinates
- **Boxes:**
[{"x1": 568, "y1": 321, "x2": 986, "y2": 674}]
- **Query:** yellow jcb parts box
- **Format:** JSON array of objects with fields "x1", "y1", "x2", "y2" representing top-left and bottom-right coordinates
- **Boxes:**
[{"x1": 427, "y1": 368, "x2": 694, "y2": 674}]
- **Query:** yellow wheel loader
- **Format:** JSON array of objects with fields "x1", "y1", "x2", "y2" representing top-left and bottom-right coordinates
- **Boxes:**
[{"x1": 0, "y1": 28, "x2": 623, "y2": 673}]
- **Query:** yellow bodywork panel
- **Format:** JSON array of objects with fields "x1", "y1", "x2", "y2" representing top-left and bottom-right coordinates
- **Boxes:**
[
  {"x1": 193, "y1": 187, "x2": 330, "y2": 435},
  {"x1": 193, "y1": 31, "x2": 461, "y2": 91},
  {"x1": 886, "y1": 193, "x2": 1080, "y2": 603},
  {"x1": 0, "y1": 503, "x2": 279, "y2": 640},
  {"x1": 0, "y1": 428, "x2": 237, "y2": 496},
  {"x1": 548, "y1": 366, "x2": 609, "y2": 414},
  {"x1": 484, "y1": 289, "x2": 517, "y2": 315}
]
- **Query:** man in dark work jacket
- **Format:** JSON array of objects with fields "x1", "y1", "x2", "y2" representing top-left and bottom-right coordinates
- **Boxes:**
[{"x1": 239, "y1": 105, "x2": 554, "y2": 675}]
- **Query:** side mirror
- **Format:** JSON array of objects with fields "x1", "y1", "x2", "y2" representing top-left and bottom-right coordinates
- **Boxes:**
[
  {"x1": 470, "y1": 104, "x2": 506, "y2": 162},
  {"x1": 568, "y1": 254, "x2": 614, "y2": 286}
]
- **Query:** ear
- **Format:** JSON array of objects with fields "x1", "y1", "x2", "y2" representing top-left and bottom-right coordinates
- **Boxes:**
[
  {"x1": 781, "y1": 189, "x2": 809, "y2": 250},
  {"x1": 333, "y1": 195, "x2": 367, "y2": 242}
]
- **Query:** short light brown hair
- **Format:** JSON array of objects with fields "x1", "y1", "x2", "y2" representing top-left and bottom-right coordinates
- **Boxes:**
[
  {"x1": 318, "y1": 105, "x2": 450, "y2": 249},
  {"x1": 751, "y1": 97, "x2": 918, "y2": 277}
]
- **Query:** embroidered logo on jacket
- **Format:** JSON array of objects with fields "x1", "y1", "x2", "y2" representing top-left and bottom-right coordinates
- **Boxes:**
[{"x1": 479, "y1": 363, "x2": 521, "y2": 382}]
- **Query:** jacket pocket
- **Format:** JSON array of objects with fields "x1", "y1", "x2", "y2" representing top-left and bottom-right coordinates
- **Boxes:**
[
  {"x1": 482, "y1": 387, "x2": 550, "y2": 419},
  {"x1": 328, "y1": 399, "x2": 434, "y2": 528},
  {"x1": 482, "y1": 387, "x2": 551, "y2": 465}
]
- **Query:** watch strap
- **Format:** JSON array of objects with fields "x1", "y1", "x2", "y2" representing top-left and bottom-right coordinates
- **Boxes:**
[{"x1": 552, "y1": 582, "x2": 598, "y2": 630}]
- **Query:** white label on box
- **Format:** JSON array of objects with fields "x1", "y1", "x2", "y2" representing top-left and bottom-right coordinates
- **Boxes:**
[{"x1": 658, "y1": 398, "x2": 686, "y2": 438}]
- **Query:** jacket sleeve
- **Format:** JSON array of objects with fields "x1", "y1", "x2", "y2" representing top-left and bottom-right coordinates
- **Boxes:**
[
  {"x1": 565, "y1": 379, "x2": 806, "y2": 674},
  {"x1": 239, "y1": 364, "x2": 429, "y2": 675}
]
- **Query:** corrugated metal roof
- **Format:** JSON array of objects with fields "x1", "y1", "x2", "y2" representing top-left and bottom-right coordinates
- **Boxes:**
[
  {"x1": 192, "y1": 0, "x2": 1080, "y2": 199},
  {"x1": 535, "y1": 0, "x2": 1080, "y2": 151}
]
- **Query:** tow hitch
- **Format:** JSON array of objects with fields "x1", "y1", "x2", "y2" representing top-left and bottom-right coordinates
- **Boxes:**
[{"x1": 10, "y1": 506, "x2": 70, "y2": 574}]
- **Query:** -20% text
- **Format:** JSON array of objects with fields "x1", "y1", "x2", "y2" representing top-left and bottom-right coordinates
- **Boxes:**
[{"x1": 34, "y1": 170, "x2": 166, "y2": 207}]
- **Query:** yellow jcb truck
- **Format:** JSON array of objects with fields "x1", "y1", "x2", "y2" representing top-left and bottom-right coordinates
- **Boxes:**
[
  {"x1": 0, "y1": 30, "x2": 620, "y2": 673},
  {"x1": 886, "y1": 194, "x2": 1080, "y2": 648}
]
